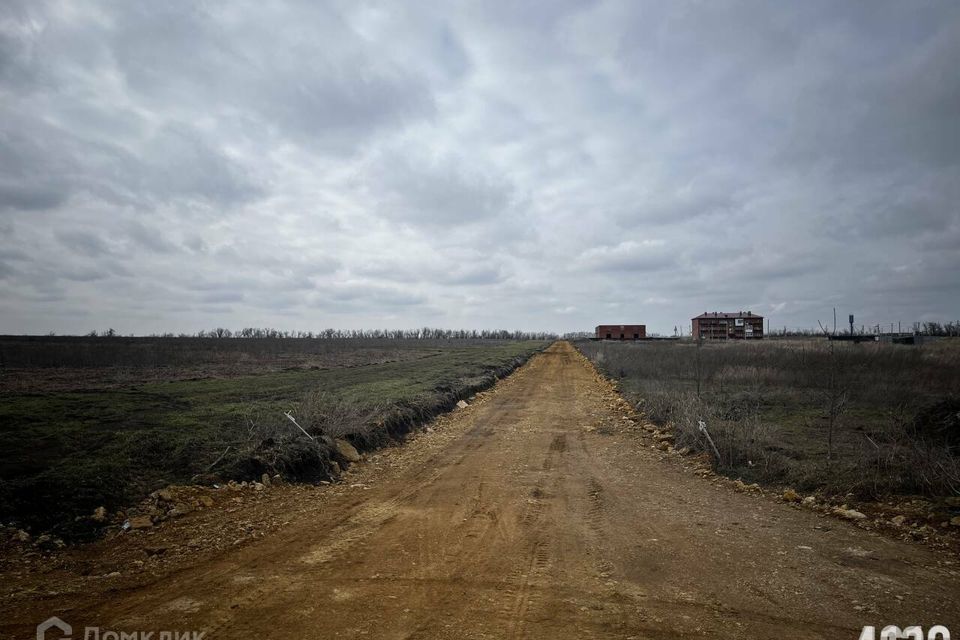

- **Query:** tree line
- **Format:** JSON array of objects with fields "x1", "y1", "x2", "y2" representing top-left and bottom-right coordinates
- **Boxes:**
[
  {"x1": 768, "y1": 321, "x2": 960, "y2": 337},
  {"x1": 82, "y1": 327, "x2": 559, "y2": 341}
]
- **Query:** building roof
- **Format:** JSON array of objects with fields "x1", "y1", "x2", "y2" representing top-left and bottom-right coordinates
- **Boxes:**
[
  {"x1": 595, "y1": 324, "x2": 645, "y2": 328},
  {"x1": 692, "y1": 311, "x2": 762, "y2": 319}
]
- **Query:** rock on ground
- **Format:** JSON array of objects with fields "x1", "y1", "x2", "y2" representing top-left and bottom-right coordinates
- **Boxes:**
[{"x1": 334, "y1": 439, "x2": 361, "y2": 463}]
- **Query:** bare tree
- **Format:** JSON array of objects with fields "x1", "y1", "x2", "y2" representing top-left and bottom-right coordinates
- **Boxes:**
[{"x1": 817, "y1": 320, "x2": 848, "y2": 462}]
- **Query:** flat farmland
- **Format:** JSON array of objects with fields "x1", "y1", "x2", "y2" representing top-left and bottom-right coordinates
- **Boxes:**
[
  {"x1": 0, "y1": 337, "x2": 548, "y2": 538},
  {"x1": 0, "y1": 336, "x2": 470, "y2": 392},
  {"x1": 576, "y1": 337, "x2": 960, "y2": 502}
]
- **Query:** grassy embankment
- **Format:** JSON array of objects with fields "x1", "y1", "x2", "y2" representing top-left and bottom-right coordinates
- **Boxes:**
[{"x1": 0, "y1": 340, "x2": 548, "y2": 537}]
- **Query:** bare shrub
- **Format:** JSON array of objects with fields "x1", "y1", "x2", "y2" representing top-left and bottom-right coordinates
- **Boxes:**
[
  {"x1": 220, "y1": 389, "x2": 391, "y2": 483},
  {"x1": 634, "y1": 380, "x2": 678, "y2": 425},
  {"x1": 218, "y1": 408, "x2": 337, "y2": 483},
  {"x1": 669, "y1": 392, "x2": 711, "y2": 451},
  {"x1": 296, "y1": 390, "x2": 386, "y2": 442},
  {"x1": 669, "y1": 392, "x2": 785, "y2": 479},
  {"x1": 851, "y1": 404, "x2": 960, "y2": 498}
]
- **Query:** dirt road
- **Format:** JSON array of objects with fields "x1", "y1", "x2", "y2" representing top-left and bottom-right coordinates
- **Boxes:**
[{"x1": 5, "y1": 342, "x2": 960, "y2": 638}]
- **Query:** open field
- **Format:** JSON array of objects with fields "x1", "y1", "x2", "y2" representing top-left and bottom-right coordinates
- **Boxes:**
[
  {"x1": 2, "y1": 343, "x2": 957, "y2": 639},
  {"x1": 0, "y1": 336, "x2": 515, "y2": 392},
  {"x1": 0, "y1": 337, "x2": 548, "y2": 538},
  {"x1": 576, "y1": 337, "x2": 960, "y2": 502}
]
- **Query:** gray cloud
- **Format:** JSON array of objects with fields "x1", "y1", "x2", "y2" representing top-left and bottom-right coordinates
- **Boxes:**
[
  {"x1": 576, "y1": 240, "x2": 675, "y2": 273},
  {"x1": 54, "y1": 230, "x2": 113, "y2": 258},
  {"x1": 1, "y1": 1, "x2": 958, "y2": 335},
  {"x1": 357, "y1": 147, "x2": 515, "y2": 227},
  {"x1": 108, "y1": 3, "x2": 437, "y2": 152}
]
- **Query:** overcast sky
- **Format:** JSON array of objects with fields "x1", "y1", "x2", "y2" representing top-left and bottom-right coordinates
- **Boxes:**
[{"x1": 1, "y1": 1, "x2": 958, "y2": 335}]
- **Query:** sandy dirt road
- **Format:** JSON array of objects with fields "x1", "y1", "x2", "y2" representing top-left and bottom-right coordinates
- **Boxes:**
[{"x1": 5, "y1": 342, "x2": 960, "y2": 639}]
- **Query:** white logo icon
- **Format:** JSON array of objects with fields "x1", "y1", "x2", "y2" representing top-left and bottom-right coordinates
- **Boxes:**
[{"x1": 37, "y1": 617, "x2": 72, "y2": 640}]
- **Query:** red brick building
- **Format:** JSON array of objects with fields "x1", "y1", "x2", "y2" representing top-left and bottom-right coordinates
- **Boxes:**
[
  {"x1": 595, "y1": 324, "x2": 646, "y2": 340},
  {"x1": 692, "y1": 311, "x2": 763, "y2": 340}
]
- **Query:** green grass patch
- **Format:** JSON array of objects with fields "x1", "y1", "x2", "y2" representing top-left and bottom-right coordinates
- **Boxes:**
[{"x1": 0, "y1": 341, "x2": 547, "y2": 538}]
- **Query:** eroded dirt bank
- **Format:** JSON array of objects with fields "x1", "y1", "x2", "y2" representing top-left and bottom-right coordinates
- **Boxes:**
[{"x1": 3, "y1": 341, "x2": 959, "y2": 639}]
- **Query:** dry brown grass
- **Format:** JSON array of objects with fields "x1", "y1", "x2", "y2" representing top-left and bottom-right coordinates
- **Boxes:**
[{"x1": 578, "y1": 338, "x2": 960, "y2": 499}]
